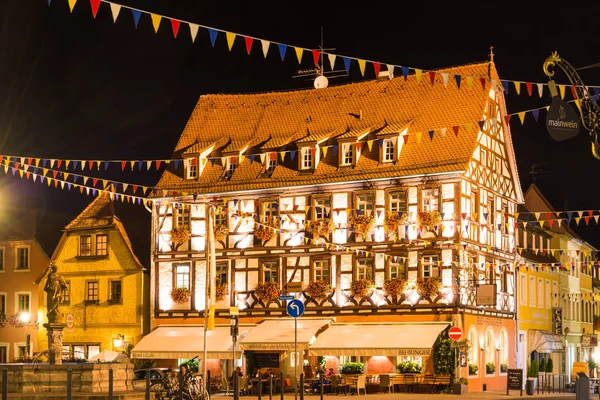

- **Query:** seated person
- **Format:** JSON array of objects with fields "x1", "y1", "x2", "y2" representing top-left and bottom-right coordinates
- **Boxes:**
[
  {"x1": 325, "y1": 368, "x2": 335, "y2": 377},
  {"x1": 310, "y1": 368, "x2": 331, "y2": 394}
]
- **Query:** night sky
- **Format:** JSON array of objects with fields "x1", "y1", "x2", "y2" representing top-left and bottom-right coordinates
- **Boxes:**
[{"x1": 1, "y1": 0, "x2": 600, "y2": 264}]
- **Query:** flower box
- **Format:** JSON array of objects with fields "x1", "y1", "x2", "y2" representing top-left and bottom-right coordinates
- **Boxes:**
[
  {"x1": 349, "y1": 213, "x2": 374, "y2": 241},
  {"x1": 170, "y1": 287, "x2": 191, "y2": 304},
  {"x1": 383, "y1": 278, "x2": 406, "y2": 297},
  {"x1": 254, "y1": 281, "x2": 280, "y2": 302},
  {"x1": 305, "y1": 280, "x2": 332, "y2": 299},
  {"x1": 215, "y1": 283, "x2": 228, "y2": 302},
  {"x1": 254, "y1": 218, "x2": 280, "y2": 243},
  {"x1": 214, "y1": 224, "x2": 229, "y2": 242},
  {"x1": 416, "y1": 277, "x2": 442, "y2": 299},
  {"x1": 417, "y1": 210, "x2": 441, "y2": 229},
  {"x1": 350, "y1": 279, "x2": 375, "y2": 299},
  {"x1": 384, "y1": 212, "x2": 408, "y2": 240},
  {"x1": 305, "y1": 219, "x2": 334, "y2": 238}
]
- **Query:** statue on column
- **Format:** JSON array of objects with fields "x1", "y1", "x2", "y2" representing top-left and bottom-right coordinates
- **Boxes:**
[{"x1": 44, "y1": 262, "x2": 67, "y2": 323}]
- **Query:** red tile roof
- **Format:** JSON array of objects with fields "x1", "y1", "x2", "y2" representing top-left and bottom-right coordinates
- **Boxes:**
[{"x1": 155, "y1": 62, "x2": 500, "y2": 196}]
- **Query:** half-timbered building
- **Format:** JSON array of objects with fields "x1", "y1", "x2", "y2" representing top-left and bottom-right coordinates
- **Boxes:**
[{"x1": 143, "y1": 60, "x2": 524, "y2": 392}]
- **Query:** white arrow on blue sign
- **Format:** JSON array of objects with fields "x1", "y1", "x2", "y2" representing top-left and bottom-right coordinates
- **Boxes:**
[{"x1": 286, "y1": 299, "x2": 305, "y2": 318}]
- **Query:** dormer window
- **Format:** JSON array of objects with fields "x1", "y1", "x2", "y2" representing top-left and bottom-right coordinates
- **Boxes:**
[
  {"x1": 341, "y1": 143, "x2": 354, "y2": 166},
  {"x1": 266, "y1": 153, "x2": 277, "y2": 176},
  {"x1": 382, "y1": 139, "x2": 395, "y2": 162},
  {"x1": 186, "y1": 157, "x2": 198, "y2": 179},
  {"x1": 225, "y1": 157, "x2": 237, "y2": 180},
  {"x1": 301, "y1": 147, "x2": 314, "y2": 170}
]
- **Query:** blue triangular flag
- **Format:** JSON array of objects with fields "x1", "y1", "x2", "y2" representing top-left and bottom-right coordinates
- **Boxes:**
[
  {"x1": 10, "y1": 167, "x2": 15, "y2": 176},
  {"x1": 290, "y1": 150, "x2": 296, "y2": 161},
  {"x1": 478, "y1": 120, "x2": 485, "y2": 131},
  {"x1": 249, "y1": 155, "x2": 255, "y2": 164},
  {"x1": 72, "y1": 160, "x2": 78, "y2": 170},
  {"x1": 278, "y1": 44, "x2": 287, "y2": 61},
  {"x1": 532, "y1": 109, "x2": 539, "y2": 122},
  {"x1": 40, "y1": 176, "x2": 45, "y2": 183},
  {"x1": 131, "y1": 9, "x2": 141, "y2": 29},
  {"x1": 343, "y1": 57, "x2": 351, "y2": 73},
  {"x1": 428, "y1": 130, "x2": 434, "y2": 141},
  {"x1": 567, "y1": 211, "x2": 573, "y2": 219},
  {"x1": 67, "y1": 183, "x2": 72, "y2": 191},
  {"x1": 502, "y1": 80, "x2": 509, "y2": 94},
  {"x1": 332, "y1": 145, "x2": 338, "y2": 155},
  {"x1": 402, "y1": 66, "x2": 409, "y2": 80},
  {"x1": 42, "y1": 159, "x2": 48, "y2": 168},
  {"x1": 73, "y1": 175, "x2": 78, "y2": 183},
  {"x1": 454, "y1": 74, "x2": 461, "y2": 89},
  {"x1": 192, "y1": 193, "x2": 198, "y2": 201},
  {"x1": 47, "y1": 0, "x2": 51, "y2": 5},
  {"x1": 208, "y1": 29, "x2": 218, "y2": 47},
  {"x1": 211, "y1": 158, "x2": 216, "y2": 166},
  {"x1": 104, "y1": 161, "x2": 109, "y2": 170},
  {"x1": 173, "y1": 160, "x2": 179, "y2": 169},
  {"x1": 137, "y1": 160, "x2": 143, "y2": 170},
  {"x1": 378, "y1": 139, "x2": 383, "y2": 147}
]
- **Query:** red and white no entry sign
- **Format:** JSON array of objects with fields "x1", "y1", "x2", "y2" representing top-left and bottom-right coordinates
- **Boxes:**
[{"x1": 449, "y1": 326, "x2": 462, "y2": 340}]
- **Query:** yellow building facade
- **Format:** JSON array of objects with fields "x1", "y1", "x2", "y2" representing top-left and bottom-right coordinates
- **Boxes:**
[{"x1": 36, "y1": 193, "x2": 146, "y2": 360}]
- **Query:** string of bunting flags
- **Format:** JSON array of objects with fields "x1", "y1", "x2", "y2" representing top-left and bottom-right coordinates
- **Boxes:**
[
  {"x1": 53, "y1": 0, "x2": 600, "y2": 94},
  {"x1": 4, "y1": 156, "x2": 599, "y2": 273}
]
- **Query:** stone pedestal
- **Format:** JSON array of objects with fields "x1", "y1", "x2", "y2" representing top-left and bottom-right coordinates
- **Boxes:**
[{"x1": 44, "y1": 323, "x2": 67, "y2": 365}]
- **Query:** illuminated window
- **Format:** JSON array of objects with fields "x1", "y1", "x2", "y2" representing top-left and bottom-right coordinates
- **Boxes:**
[
  {"x1": 519, "y1": 274, "x2": 527, "y2": 305},
  {"x1": 341, "y1": 143, "x2": 354, "y2": 166},
  {"x1": 79, "y1": 236, "x2": 92, "y2": 256},
  {"x1": 356, "y1": 258, "x2": 373, "y2": 280},
  {"x1": 383, "y1": 139, "x2": 395, "y2": 162},
  {"x1": 62, "y1": 281, "x2": 70, "y2": 304},
  {"x1": 175, "y1": 265, "x2": 190, "y2": 289},
  {"x1": 314, "y1": 259, "x2": 331, "y2": 282},
  {"x1": 266, "y1": 153, "x2": 277, "y2": 175},
  {"x1": 262, "y1": 260, "x2": 279, "y2": 283},
  {"x1": 422, "y1": 188, "x2": 439, "y2": 212},
  {"x1": 86, "y1": 281, "x2": 99, "y2": 303},
  {"x1": 356, "y1": 193, "x2": 374, "y2": 216},
  {"x1": 468, "y1": 328, "x2": 478, "y2": 365},
  {"x1": 17, "y1": 294, "x2": 30, "y2": 314},
  {"x1": 176, "y1": 206, "x2": 190, "y2": 229},
  {"x1": 388, "y1": 259, "x2": 406, "y2": 280},
  {"x1": 96, "y1": 235, "x2": 108, "y2": 256},
  {"x1": 389, "y1": 191, "x2": 407, "y2": 213},
  {"x1": 500, "y1": 329, "x2": 509, "y2": 368},
  {"x1": 225, "y1": 157, "x2": 238, "y2": 180},
  {"x1": 421, "y1": 255, "x2": 439, "y2": 278},
  {"x1": 110, "y1": 281, "x2": 122, "y2": 303},
  {"x1": 262, "y1": 200, "x2": 278, "y2": 220},
  {"x1": 16, "y1": 246, "x2": 30, "y2": 269},
  {"x1": 216, "y1": 263, "x2": 228, "y2": 285},
  {"x1": 313, "y1": 197, "x2": 331, "y2": 220},
  {"x1": 485, "y1": 329, "x2": 495, "y2": 372},
  {"x1": 301, "y1": 148, "x2": 314, "y2": 170},
  {"x1": 187, "y1": 157, "x2": 198, "y2": 179}
]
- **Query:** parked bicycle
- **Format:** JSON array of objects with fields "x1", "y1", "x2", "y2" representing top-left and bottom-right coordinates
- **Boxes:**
[{"x1": 151, "y1": 356, "x2": 209, "y2": 400}]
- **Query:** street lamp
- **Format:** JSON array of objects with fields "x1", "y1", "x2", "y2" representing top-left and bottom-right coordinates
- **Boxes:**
[{"x1": 113, "y1": 334, "x2": 124, "y2": 349}]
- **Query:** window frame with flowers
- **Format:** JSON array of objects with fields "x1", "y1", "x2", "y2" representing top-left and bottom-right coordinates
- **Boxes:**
[{"x1": 355, "y1": 257, "x2": 374, "y2": 281}]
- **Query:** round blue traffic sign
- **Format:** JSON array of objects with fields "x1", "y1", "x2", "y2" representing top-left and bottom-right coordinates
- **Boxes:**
[{"x1": 286, "y1": 299, "x2": 305, "y2": 318}]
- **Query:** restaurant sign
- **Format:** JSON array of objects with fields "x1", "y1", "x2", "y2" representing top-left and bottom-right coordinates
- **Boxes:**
[
  {"x1": 243, "y1": 343, "x2": 299, "y2": 350},
  {"x1": 476, "y1": 284, "x2": 496, "y2": 306},
  {"x1": 395, "y1": 349, "x2": 431, "y2": 356},
  {"x1": 552, "y1": 307, "x2": 563, "y2": 335}
]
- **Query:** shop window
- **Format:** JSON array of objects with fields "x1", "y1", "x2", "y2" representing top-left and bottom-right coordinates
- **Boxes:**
[
  {"x1": 500, "y1": 329, "x2": 509, "y2": 370},
  {"x1": 255, "y1": 353, "x2": 279, "y2": 368},
  {"x1": 485, "y1": 329, "x2": 495, "y2": 373},
  {"x1": 468, "y1": 328, "x2": 478, "y2": 366}
]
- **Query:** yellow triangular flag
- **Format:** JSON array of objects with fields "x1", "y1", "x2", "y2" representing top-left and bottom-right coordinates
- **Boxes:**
[
  {"x1": 358, "y1": 60, "x2": 366, "y2": 76},
  {"x1": 464, "y1": 122, "x2": 472, "y2": 133},
  {"x1": 367, "y1": 140, "x2": 373, "y2": 151},
  {"x1": 130, "y1": 161, "x2": 135, "y2": 169},
  {"x1": 415, "y1": 69, "x2": 422, "y2": 83},
  {"x1": 96, "y1": 161, "x2": 101, "y2": 169},
  {"x1": 151, "y1": 14, "x2": 162, "y2": 33},
  {"x1": 226, "y1": 32, "x2": 236, "y2": 51},
  {"x1": 514, "y1": 81, "x2": 521, "y2": 95},
  {"x1": 574, "y1": 99, "x2": 582, "y2": 113},
  {"x1": 322, "y1": 146, "x2": 328, "y2": 158},
  {"x1": 47, "y1": 178, "x2": 52, "y2": 187},
  {"x1": 467, "y1": 76, "x2": 473, "y2": 89},
  {"x1": 65, "y1": 160, "x2": 71, "y2": 169},
  {"x1": 63, "y1": 173, "x2": 69, "y2": 181},
  {"x1": 518, "y1": 112, "x2": 526, "y2": 124},
  {"x1": 68, "y1": 0, "x2": 77, "y2": 13},
  {"x1": 18, "y1": 170, "x2": 23, "y2": 178},
  {"x1": 416, "y1": 132, "x2": 422, "y2": 144},
  {"x1": 295, "y1": 47, "x2": 303, "y2": 63},
  {"x1": 559, "y1": 85, "x2": 566, "y2": 99},
  {"x1": 279, "y1": 152, "x2": 286, "y2": 162}
]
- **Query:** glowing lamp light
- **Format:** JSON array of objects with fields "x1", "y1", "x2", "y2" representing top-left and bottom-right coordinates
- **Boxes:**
[
  {"x1": 19, "y1": 312, "x2": 30, "y2": 323},
  {"x1": 113, "y1": 334, "x2": 124, "y2": 349}
]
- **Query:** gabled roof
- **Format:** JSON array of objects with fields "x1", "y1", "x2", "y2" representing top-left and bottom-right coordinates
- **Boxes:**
[
  {"x1": 155, "y1": 61, "x2": 500, "y2": 195},
  {"x1": 65, "y1": 192, "x2": 114, "y2": 230}
]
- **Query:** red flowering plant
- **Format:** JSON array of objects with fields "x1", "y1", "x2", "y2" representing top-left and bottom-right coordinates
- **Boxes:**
[
  {"x1": 349, "y1": 279, "x2": 375, "y2": 299},
  {"x1": 214, "y1": 224, "x2": 229, "y2": 242},
  {"x1": 416, "y1": 277, "x2": 442, "y2": 299},
  {"x1": 0, "y1": 314, "x2": 39, "y2": 330},
  {"x1": 417, "y1": 211, "x2": 441, "y2": 230},
  {"x1": 215, "y1": 283, "x2": 228, "y2": 302},
  {"x1": 170, "y1": 225, "x2": 190, "y2": 245},
  {"x1": 170, "y1": 287, "x2": 191, "y2": 304},
  {"x1": 349, "y1": 213, "x2": 375, "y2": 241},
  {"x1": 254, "y1": 281, "x2": 280, "y2": 302},
  {"x1": 305, "y1": 219, "x2": 334, "y2": 238},
  {"x1": 383, "y1": 278, "x2": 407, "y2": 297},
  {"x1": 305, "y1": 280, "x2": 332, "y2": 299},
  {"x1": 384, "y1": 212, "x2": 408, "y2": 240},
  {"x1": 254, "y1": 218, "x2": 280, "y2": 242}
]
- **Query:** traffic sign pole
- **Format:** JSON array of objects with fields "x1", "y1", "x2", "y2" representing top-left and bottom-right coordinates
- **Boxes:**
[{"x1": 286, "y1": 299, "x2": 305, "y2": 400}]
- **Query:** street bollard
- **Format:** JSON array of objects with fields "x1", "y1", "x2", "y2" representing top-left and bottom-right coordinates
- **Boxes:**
[
  {"x1": 145, "y1": 367, "x2": 151, "y2": 400},
  {"x1": 269, "y1": 373, "x2": 273, "y2": 400},
  {"x1": 109, "y1": 369, "x2": 114, "y2": 400},
  {"x1": 258, "y1": 371, "x2": 262, "y2": 400},
  {"x1": 280, "y1": 372, "x2": 284, "y2": 400},
  {"x1": 178, "y1": 368, "x2": 183, "y2": 400},
  {"x1": 233, "y1": 371, "x2": 239, "y2": 400},
  {"x1": 299, "y1": 373, "x2": 304, "y2": 400},
  {"x1": 2, "y1": 368, "x2": 7, "y2": 400},
  {"x1": 67, "y1": 368, "x2": 72, "y2": 400},
  {"x1": 207, "y1": 370, "x2": 211, "y2": 396},
  {"x1": 320, "y1": 373, "x2": 324, "y2": 400}
]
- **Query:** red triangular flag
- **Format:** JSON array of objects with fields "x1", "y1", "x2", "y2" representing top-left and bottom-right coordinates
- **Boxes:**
[
  {"x1": 526, "y1": 82, "x2": 533, "y2": 96},
  {"x1": 52, "y1": 170, "x2": 58, "y2": 178},
  {"x1": 312, "y1": 50, "x2": 320, "y2": 67},
  {"x1": 356, "y1": 142, "x2": 362, "y2": 151},
  {"x1": 452, "y1": 126, "x2": 459, "y2": 136},
  {"x1": 88, "y1": 160, "x2": 94, "y2": 170},
  {"x1": 570, "y1": 85, "x2": 577, "y2": 99},
  {"x1": 132, "y1": 185, "x2": 138, "y2": 193},
  {"x1": 121, "y1": 161, "x2": 126, "y2": 171},
  {"x1": 79, "y1": 186, "x2": 84, "y2": 194},
  {"x1": 57, "y1": 159, "x2": 62, "y2": 168},
  {"x1": 90, "y1": 0, "x2": 100, "y2": 18},
  {"x1": 25, "y1": 172, "x2": 30, "y2": 180},
  {"x1": 170, "y1": 19, "x2": 180, "y2": 38},
  {"x1": 155, "y1": 160, "x2": 161, "y2": 169},
  {"x1": 27, "y1": 157, "x2": 33, "y2": 165},
  {"x1": 402, "y1": 135, "x2": 409, "y2": 144},
  {"x1": 372, "y1": 62, "x2": 381, "y2": 77},
  {"x1": 244, "y1": 37, "x2": 253, "y2": 55},
  {"x1": 504, "y1": 115, "x2": 511, "y2": 125},
  {"x1": 92, "y1": 178, "x2": 98, "y2": 187},
  {"x1": 428, "y1": 71, "x2": 436, "y2": 86}
]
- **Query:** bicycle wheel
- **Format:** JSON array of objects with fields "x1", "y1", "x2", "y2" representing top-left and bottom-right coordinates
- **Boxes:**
[{"x1": 150, "y1": 382, "x2": 168, "y2": 400}]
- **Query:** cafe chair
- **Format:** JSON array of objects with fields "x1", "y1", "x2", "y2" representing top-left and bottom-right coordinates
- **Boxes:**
[{"x1": 379, "y1": 374, "x2": 394, "y2": 393}]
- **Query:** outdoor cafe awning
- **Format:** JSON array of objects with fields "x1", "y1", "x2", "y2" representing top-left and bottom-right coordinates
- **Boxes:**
[
  {"x1": 308, "y1": 322, "x2": 449, "y2": 357},
  {"x1": 528, "y1": 329, "x2": 564, "y2": 353},
  {"x1": 239, "y1": 318, "x2": 332, "y2": 351},
  {"x1": 131, "y1": 325, "x2": 253, "y2": 360}
]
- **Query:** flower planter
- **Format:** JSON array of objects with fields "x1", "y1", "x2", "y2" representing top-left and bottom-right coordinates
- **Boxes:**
[{"x1": 526, "y1": 378, "x2": 537, "y2": 395}]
